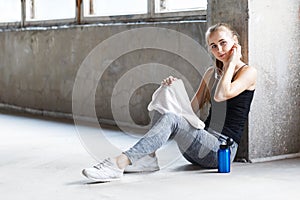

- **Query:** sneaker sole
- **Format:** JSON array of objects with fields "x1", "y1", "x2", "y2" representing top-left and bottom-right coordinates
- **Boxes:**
[
  {"x1": 124, "y1": 167, "x2": 160, "y2": 173},
  {"x1": 82, "y1": 170, "x2": 121, "y2": 182}
]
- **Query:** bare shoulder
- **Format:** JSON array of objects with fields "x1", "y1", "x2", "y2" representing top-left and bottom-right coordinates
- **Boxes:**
[
  {"x1": 243, "y1": 65, "x2": 257, "y2": 72},
  {"x1": 203, "y1": 66, "x2": 215, "y2": 80},
  {"x1": 205, "y1": 66, "x2": 215, "y2": 74},
  {"x1": 238, "y1": 65, "x2": 257, "y2": 90},
  {"x1": 198, "y1": 66, "x2": 214, "y2": 86},
  {"x1": 240, "y1": 65, "x2": 257, "y2": 79}
]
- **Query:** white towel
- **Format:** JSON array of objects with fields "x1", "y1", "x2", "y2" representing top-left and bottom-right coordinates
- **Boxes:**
[{"x1": 147, "y1": 79, "x2": 205, "y2": 129}]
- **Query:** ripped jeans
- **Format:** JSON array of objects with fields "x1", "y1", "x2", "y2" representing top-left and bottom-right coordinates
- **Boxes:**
[
  {"x1": 124, "y1": 111, "x2": 238, "y2": 169},
  {"x1": 123, "y1": 111, "x2": 238, "y2": 168}
]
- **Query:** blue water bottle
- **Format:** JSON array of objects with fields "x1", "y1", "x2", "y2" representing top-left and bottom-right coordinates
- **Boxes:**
[{"x1": 218, "y1": 138, "x2": 234, "y2": 173}]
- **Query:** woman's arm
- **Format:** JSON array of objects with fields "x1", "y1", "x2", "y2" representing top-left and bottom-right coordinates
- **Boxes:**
[
  {"x1": 191, "y1": 67, "x2": 215, "y2": 113},
  {"x1": 214, "y1": 45, "x2": 257, "y2": 102}
]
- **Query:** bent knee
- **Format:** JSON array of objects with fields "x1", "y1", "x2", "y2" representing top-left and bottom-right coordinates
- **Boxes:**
[
  {"x1": 156, "y1": 112, "x2": 181, "y2": 129},
  {"x1": 160, "y1": 112, "x2": 179, "y2": 121}
]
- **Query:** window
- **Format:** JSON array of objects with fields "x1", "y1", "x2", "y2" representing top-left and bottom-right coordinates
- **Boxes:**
[
  {"x1": 0, "y1": 0, "x2": 21, "y2": 23},
  {"x1": 81, "y1": 0, "x2": 207, "y2": 23},
  {"x1": 83, "y1": 0, "x2": 148, "y2": 17},
  {"x1": 0, "y1": 0, "x2": 207, "y2": 27},
  {"x1": 26, "y1": 0, "x2": 76, "y2": 21},
  {"x1": 156, "y1": 0, "x2": 207, "y2": 13}
]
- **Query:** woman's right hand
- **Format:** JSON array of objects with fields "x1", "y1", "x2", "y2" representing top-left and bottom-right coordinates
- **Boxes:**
[
  {"x1": 226, "y1": 43, "x2": 242, "y2": 67},
  {"x1": 161, "y1": 76, "x2": 177, "y2": 86}
]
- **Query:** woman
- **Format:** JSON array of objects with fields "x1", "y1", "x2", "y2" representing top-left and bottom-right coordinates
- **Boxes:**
[{"x1": 82, "y1": 23, "x2": 257, "y2": 182}]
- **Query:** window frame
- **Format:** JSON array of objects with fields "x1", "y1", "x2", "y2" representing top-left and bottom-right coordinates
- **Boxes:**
[
  {"x1": 0, "y1": 0, "x2": 206, "y2": 28},
  {"x1": 79, "y1": 0, "x2": 206, "y2": 24}
]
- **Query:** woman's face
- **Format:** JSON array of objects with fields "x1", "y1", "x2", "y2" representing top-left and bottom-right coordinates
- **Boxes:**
[{"x1": 207, "y1": 27, "x2": 236, "y2": 62}]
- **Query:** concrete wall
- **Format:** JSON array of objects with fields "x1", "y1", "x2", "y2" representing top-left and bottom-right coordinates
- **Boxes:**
[
  {"x1": 207, "y1": 0, "x2": 250, "y2": 160},
  {"x1": 0, "y1": 22, "x2": 209, "y2": 127},
  {"x1": 248, "y1": 0, "x2": 300, "y2": 161}
]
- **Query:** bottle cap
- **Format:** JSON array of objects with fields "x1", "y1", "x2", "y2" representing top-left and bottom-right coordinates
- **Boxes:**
[
  {"x1": 219, "y1": 141, "x2": 227, "y2": 149},
  {"x1": 226, "y1": 138, "x2": 234, "y2": 147},
  {"x1": 219, "y1": 138, "x2": 234, "y2": 149}
]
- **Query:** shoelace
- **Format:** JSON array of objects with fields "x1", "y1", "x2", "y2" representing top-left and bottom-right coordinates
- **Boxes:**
[{"x1": 93, "y1": 158, "x2": 112, "y2": 170}]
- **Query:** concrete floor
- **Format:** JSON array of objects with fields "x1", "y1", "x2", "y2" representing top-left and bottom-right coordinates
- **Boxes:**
[{"x1": 1, "y1": 112, "x2": 299, "y2": 200}]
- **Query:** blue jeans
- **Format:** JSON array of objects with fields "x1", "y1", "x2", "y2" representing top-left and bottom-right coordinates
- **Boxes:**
[{"x1": 124, "y1": 112, "x2": 238, "y2": 169}]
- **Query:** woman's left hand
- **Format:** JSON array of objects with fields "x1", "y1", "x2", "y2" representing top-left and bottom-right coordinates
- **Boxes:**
[{"x1": 161, "y1": 76, "x2": 177, "y2": 86}]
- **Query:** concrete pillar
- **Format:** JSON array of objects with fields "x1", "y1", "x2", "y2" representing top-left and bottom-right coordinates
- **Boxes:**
[
  {"x1": 207, "y1": 0, "x2": 250, "y2": 160},
  {"x1": 248, "y1": 0, "x2": 300, "y2": 161},
  {"x1": 207, "y1": 0, "x2": 300, "y2": 161}
]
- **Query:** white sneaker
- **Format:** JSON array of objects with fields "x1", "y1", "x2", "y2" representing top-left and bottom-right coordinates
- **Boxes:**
[
  {"x1": 82, "y1": 158, "x2": 123, "y2": 182},
  {"x1": 124, "y1": 155, "x2": 160, "y2": 173}
]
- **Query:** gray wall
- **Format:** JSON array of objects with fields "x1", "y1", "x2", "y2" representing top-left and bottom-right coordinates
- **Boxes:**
[
  {"x1": 207, "y1": 0, "x2": 250, "y2": 160},
  {"x1": 0, "y1": 22, "x2": 209, "y2": 125},
  {"x1": 248, "y1": 0, "x2": 300, "y2": 161}
]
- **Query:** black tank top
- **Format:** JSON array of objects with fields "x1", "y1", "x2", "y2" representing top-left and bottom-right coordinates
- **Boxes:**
[{"x1": 204, "y1": 67, "x2": 255, "y2": 144}]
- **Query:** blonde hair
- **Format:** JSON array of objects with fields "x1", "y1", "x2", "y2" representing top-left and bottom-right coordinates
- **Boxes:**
[{"x1": 205, "y1": 23, "x2": 240, "y2": 70}]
